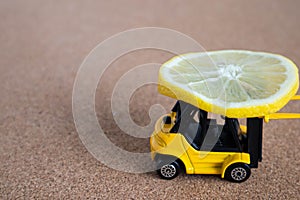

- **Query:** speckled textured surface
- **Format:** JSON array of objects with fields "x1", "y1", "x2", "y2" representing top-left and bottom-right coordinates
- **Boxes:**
[{"x1": 0, "y1": 0, "x2": 299, "y2": 199}]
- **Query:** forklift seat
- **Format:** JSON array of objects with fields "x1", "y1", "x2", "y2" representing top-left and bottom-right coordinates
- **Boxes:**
[{"x1": 183, "y1": 123, "x2": 201, "y2": 150}]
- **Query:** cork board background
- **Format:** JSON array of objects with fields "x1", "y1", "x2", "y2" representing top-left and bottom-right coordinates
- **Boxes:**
[{"x1": 1, "y1": 0, "x2": 299, "y2": 199}]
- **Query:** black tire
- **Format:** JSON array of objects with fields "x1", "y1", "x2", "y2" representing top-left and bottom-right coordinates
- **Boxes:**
[
  {"x1": 157, "y1": 161, "x2": 180, "y2": 180},
  {"x1": 225, "y1": 163, "x2": 251, "y2": 183}
]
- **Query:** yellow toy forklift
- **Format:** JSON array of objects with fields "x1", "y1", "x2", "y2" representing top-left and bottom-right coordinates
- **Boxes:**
[{"x1": 150, "y1": 50, "x2": 300, "y2": 182}]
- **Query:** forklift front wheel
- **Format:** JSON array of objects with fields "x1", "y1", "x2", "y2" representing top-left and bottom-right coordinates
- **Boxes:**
[
  {"x1": 225, "y1": 163, "x2": 251, "y2": 183},
  {"x1": 157, "y1": 161, "x2": 180, "y2": 180}
]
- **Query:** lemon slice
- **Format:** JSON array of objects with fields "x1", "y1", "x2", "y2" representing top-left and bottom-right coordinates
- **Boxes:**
[{"x1": 158, "y1": 50, "x2": 299, "y2": 118}]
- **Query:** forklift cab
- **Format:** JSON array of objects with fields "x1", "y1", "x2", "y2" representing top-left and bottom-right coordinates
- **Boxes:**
[
  {"x1": 167, "y1": 101, "x2": 262, "y2": 167},
  {"x1": 151, "y1": 100, "x2": 263, "y2": 182},
  {"x1": 169, "y1": 101, "x2": 244, "y2": 152}
]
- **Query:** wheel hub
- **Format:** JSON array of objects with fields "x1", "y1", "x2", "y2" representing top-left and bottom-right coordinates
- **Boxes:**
[
  {"x1": 231, "y1": 167, "x2": 247, "y2": 181},
  {"x1": 160, "y1": 164, "x2": 176, "y2": 178}
]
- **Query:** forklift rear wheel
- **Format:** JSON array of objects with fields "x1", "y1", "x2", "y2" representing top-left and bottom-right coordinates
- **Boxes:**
[
  {"x1": 157, "y1": 161, "x2": 180, "y2": 180},
  {"x1": 225, "y1": 163, "x2": 251, "y2": 183}
]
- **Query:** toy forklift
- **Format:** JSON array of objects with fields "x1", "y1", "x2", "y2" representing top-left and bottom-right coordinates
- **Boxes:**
[
  {"x1": 150, "y1": 50, "x2": 300, "y2": 182},
  {"x1": 150, "y1": 97, "x2": 300, "y2": 182}
]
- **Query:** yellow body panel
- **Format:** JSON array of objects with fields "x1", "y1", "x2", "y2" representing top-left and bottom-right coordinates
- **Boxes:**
[
  {"x1": 150, "y1": 132, "x2": 195, "y2": 174},
  {"x1": 221, "y1": 153, "x2": 250, "y2": 178},
  {"x1": 150, "y1": 115, "x2": 251, "y2": 177}
]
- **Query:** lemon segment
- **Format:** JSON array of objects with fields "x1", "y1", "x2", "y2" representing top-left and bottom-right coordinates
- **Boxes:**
[{"x1": 158, "y1": 50, "x2": 299, "y2": 118}]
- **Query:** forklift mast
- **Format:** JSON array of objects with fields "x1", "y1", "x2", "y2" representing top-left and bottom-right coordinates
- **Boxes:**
[
  {"x1": 246, "y1": 118, "x2": 263, "y2": 168},
  {"x1": 246, "y1": 96, "x2": 300, "y2": 168}
]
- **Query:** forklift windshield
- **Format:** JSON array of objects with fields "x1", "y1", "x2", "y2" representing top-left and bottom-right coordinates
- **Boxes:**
[{"x1": 170, "y1": 101, "x2": 243, "y2": 152}]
